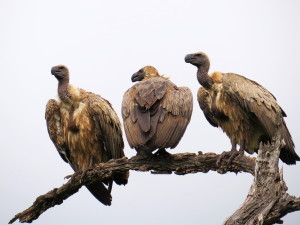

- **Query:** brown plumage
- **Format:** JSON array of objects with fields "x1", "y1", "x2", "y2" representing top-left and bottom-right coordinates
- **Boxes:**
[
  {"x1": 122, "y1": 66, "x2": 193, "y2": 156},
  {"x1": 185, "y1": 52, "x2": 299, "y2": 165},
  {"x1": 45, "y1": 65, "x2": 129, "y2": 205}
]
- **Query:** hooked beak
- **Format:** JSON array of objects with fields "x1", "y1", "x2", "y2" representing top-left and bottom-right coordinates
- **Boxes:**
[
  {"x1": 51, "y1": 66, "x2": 57, "y2": 75},
  {"x1": 131, "y1": 71, "x2": 144, "y2": 82},
  {"x1": 184, "y1": 54, "x2": 195, "y2": 63}
]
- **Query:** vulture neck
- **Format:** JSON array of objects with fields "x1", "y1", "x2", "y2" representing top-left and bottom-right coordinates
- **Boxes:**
[
  {"x1": 58, "y1": 78, "x2": 72, "y2": 104},
  {"x1": 197, "y1": 63, "x2": 213, "y2": 90}
]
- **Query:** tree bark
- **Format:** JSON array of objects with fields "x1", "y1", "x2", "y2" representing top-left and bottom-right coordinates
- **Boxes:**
[
  {"x1": 222, "y1": 141, "x2": 299, "y2": 225},
  {"x1": 9, "y1": 152, "x2": 254, "y2": 224},
  {"x1": 9, "y1": 138, "x2": 300, "y2": 224}
]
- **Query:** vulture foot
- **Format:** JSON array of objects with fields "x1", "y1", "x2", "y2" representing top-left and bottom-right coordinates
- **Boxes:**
[
  {"x1": 80, "y1": 167, "x2": 94, "y2": 183},
  {"x1": 217, "y1": 150, "x2": 244, "y2": 166},
  {"x1": 64, "y1": 171, "x2": 80, "y2": 180},
  {"x1": 154, "y1": 148, "x2": 172, "y2": 157},
  {"x1": 135, "y1": 149, "x2": 153, "y2": 159},
  {"x1": 64, "y1": 174, "x2": 73, "y2": 180}
]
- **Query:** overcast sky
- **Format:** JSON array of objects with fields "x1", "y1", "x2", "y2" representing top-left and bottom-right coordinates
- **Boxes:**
[{"x1": 1, "y1": 0, "x2": 300, "y2": 224}]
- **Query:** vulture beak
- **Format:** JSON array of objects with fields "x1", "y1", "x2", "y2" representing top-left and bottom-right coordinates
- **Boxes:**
[
  {"x1": 51, "y1": 66, "x2": 66, "y2": 80},
  {"x1": 51, "y1": 65, "x2": 69, "y2": 81},
  {"x1": 184, "y1": 54, "x2": 195, "y2": 64},
  {"x1": 131, "y1": 71, "x2": 144, "y2": 82},
  {"x1": 51, "y1": 66, "x2": 57, "y2": 75}
]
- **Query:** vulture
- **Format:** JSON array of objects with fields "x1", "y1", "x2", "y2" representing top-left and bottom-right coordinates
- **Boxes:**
[
  {"x1": 45, "y1": 65, "x2": 129, "y2": 205},
  {"x1": 122, "y1": 65, "x2": 193, "y2": 156},
  {"x1": 185, "y1": 52, "x2": 299, "y2": 165}
]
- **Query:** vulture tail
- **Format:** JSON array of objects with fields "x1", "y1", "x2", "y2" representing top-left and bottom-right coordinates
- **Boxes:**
[
  {"x1": 279, "y1": 120, "x2": 300, "y2": 165},
  {"x1": 85, "y1": 181, "x2": 112, "y2": 205},
  {"x1": 113, "y1": 171, "x2": 129, "y2": 185}
]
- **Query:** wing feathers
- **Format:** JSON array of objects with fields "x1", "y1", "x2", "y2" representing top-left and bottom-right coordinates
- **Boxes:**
[
  {"x1": 223, "y1": 73, "x2": 280, "y2": 137},
  {"x1": 197, "y1": 87, "x2": 218, "y2": 127},
  {"x1": 86, "y1": 181, "x2": 112, "y2": 206},
  {"x1": 279, "y1": 119, "x2": 299, "y2": 164},
  {"x1": 122, "y1": 77, "x2": 193, "y2": 151},
  {"x1": 135, "y1": 106, "x2": 151, "y2": 132},
  {"x1": 87, "y1": 94, "x2": 125, "y2": 159},
  {"x1": 45, "y1": 99, "x2": 69, "y2": 163},
  {"x1": 221, "y1": 73, "x2": 298, "y2": 164}
]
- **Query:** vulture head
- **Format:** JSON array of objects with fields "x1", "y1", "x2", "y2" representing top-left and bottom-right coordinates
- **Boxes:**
[
  {"x1": 51, "y1": 65, "x2": 70, "y2": 81},
  {"x1": 184, "y1": 52, "x2": 210, "y2": 68},
  {"x1": 131, "y1": 66, "x2": 160, "y2": 82}
]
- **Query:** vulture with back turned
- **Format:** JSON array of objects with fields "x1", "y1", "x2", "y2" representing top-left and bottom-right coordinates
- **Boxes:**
[
  {"x1": 122, "y1": 66, "x2": 193, "y2": 156},
  {"x1": 185, "y1": 52, "x2": 299, "y2": 165},
  {"x1": 45, "y1": 65, "x2": 129, "y2": 205}
]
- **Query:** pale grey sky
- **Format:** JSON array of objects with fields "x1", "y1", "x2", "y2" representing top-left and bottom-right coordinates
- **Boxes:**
[{"x1": 1, "y1": 0, "x2": 300, "y2": 224}]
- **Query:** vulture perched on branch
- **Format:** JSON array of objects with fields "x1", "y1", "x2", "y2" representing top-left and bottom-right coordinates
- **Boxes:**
[
  {"x1": 185, "y1": 52, "x2": 299, "y2": 165},
  {"x1": 122, "y1": 66, "x2": 193, "y2": 157},
  {"x1": 45, "y1": 65, "x2": 129, "y2": 205}
]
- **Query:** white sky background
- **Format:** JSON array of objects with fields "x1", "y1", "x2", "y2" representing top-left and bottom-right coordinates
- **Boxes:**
[{"x1": 1, "y1": 0, "x2": 300, "y2": 224}]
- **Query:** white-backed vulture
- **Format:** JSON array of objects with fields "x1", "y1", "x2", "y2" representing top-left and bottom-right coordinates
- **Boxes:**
[
  {"x1": 45, "y1": 65, "x2": 129, "y2": 205},
  {"x1": 185, "y1": 52, "x2": 299, "y2": 165},
  {"x1": 121, "y1": 66, "x2": 193, "y2": 156}
]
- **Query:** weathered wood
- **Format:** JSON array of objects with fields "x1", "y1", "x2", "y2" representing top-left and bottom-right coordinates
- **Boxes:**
[
  {"x1": 9, "y1": 152, "x2": 255, "y2": 224},
  {"x1": 9, "y1": 136, "x2": 300, "y2": 225},
  {"x1": 264, "y1": 192, "x2": 300, "y2": 224}
]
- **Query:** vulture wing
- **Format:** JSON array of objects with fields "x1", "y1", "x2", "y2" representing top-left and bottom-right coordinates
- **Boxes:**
[
  {"x1": 222, "y1": 73, "x2": 298, "y2": 164},
  {"x1": 122, "y1": 89, "x2": 145, "y2": 148},
  {"x1": 45, "y1": 99, "x2": 69, "y2": 163},
  {"x1": 154, "y1": 83, "x2": 193, "y2": 148},
  {"x1": 197, "y1": 87, "x2": 218, "y2": 127},
  {"x1": 85, "y1": 93, "x2": 124, "y2": 159},
  {"x1": 122, "y1": 77, "x2": 165, "y2": 148},
  {"x1": 46, "y1": 98, "x2": 113, "y2": 205},
  {"x1": 85, "y1": 92, "x2": 128, "y2": 185},
  {"x1": 122, "y1": 77, "x2": 193, "y2": 149},
  {"x1": 222, "y1": 73, "x2": 281, "y2": 137}
]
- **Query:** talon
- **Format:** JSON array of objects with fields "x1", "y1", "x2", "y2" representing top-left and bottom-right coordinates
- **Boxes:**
[
  {"x1": 80, "y1": 167, "x2": 94, "y2": 183},
  {"x1": 64, "y1": 171, "x2": 80, "y2": 180},
  {"x1": 217, "y1": 140, "x2": 245, "y2": 166},
  {"x1": 217, "y1": 150, "x2": 244, "y2": 166},
  {"x1": 136, "y1": 149, "x2": 153, "y2": 159},
  {"x1": 154, "y1": 148, "x2": 171, "y2": 156},
  {"x1": 227, "y1": 150, "x2": 244, "y2": 165},
  {"x1": 216, "y1": 151, "x2": 229, "y2": 166},
  {"x1": 64, "y1": 174, "x2": 73, "y2": 179}
]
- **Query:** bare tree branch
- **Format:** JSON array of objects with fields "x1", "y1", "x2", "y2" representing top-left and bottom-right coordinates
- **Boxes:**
[
  {"x1": 223, "y1": 114, "x2": 300, "y2": 225},
  {"x1": 9, "y1": 152, "x2": 255, "y2": 224},
  {"x1": 223, "y1": 141, "x2": 300, "y2": 225},
  {"x1": 263, "y1": 192, "x2": 300, "y2": 225}
]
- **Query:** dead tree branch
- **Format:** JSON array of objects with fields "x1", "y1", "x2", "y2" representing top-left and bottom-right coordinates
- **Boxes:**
[
  {"x1": 223, "y1": 141, "x2": 300, "y2": 225},
  {"x1": 223, "y1": 114, "x2": 300, "y2": 225},
  {"x1": 9, "y1": 152, "x2": 255, "y2": 224}
]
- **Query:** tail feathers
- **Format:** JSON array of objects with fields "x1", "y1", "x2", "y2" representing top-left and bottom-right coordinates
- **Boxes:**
[
  {"x1": 113, "y1": 171, "x2": 129, "y2": 185},
  {"x1": 85, "y1": 181, "x2": 112, "y2": 206},
  {"x1": 280, "y1": 147, "x2": 300, "y2": 165},
  {"x1": 279, "y1": 120, "x2": 300, "y2": 165}
]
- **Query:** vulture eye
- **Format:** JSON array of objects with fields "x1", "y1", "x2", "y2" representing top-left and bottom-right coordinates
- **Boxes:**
[
  {"x1": 59, "y1": 66, "x2": 64, "y2": 70},
  {"x1": 138, "y1": 69, "x2": 143, "y2": 73}
]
